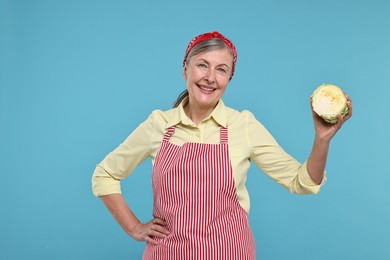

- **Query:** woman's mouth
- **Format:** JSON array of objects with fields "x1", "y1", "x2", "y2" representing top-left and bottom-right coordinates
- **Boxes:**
[{"x1": 197, "y1": 84, "x2": 216, "y2": 92}]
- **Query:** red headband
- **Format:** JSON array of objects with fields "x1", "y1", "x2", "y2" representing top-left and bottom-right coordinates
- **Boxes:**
[{"x1": 183, "y1": 31, "x2": 238, "y2": 79}]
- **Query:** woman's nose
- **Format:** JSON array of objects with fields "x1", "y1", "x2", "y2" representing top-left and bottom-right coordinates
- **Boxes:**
[{"x1": 204, "y1": 68, "x2": 216, "y2": 83}]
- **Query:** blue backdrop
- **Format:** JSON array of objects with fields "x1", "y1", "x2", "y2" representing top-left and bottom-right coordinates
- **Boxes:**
[{"x1": 1, "y1": 0, "x2": 389, "y2": 259}]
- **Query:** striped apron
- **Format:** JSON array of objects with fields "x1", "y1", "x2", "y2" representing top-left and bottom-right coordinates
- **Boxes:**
[{"x1": 143, "y1": 126, "x2": 256, "y2": 259}]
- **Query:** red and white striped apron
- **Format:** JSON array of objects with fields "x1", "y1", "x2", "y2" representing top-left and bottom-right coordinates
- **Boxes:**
[{"x1": 143, "y1": 126, "x2": 256, "y2": 259}]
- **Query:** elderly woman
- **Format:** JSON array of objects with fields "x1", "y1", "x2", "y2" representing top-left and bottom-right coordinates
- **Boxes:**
[{"x1": 92, "y1": 31, "x2": 352, "y2": 259}]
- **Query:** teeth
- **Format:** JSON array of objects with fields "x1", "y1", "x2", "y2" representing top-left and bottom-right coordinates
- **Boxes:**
[{"x1": 199, "y1": 85, "x2": 215, "y2": 92}]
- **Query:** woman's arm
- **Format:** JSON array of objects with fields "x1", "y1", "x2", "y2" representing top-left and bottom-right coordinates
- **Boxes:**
[
  {"x1": 307, "y1": 94, "x2": 353, "y2": 184},
  {"x1": 100, "y1": 194, "x2": 169, "y2": 244}
]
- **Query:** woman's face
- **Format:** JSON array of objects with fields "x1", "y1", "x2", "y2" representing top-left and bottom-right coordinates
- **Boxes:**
[{"x1": 183, "y1": 48, "x2": 233, "y2": 111}]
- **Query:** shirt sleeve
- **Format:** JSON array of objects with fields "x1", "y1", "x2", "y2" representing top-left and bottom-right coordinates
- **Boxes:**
[
  {"x1": 92, "y1": 114, "x2": 155, "y2": 197},
  {"x1": 245, "y1": 111, "x2": 326, "y2": 194}
]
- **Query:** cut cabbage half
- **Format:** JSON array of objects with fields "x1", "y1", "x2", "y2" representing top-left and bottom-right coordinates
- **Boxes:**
[{"x1": 311, "y1": 84, "x2": 348, "y2": 124}]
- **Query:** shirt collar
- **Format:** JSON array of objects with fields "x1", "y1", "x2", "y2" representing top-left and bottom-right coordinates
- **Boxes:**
[{"x1": 166, "y1": 97, "x2": 228, "y2": 128}]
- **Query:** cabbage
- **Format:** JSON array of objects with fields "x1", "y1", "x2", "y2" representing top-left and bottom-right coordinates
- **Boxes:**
[{"x1": 311, "y1": 84, "x2": 348, "y2": 123}]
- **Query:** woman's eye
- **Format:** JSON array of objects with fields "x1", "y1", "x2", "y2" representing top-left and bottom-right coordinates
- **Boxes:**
[
  {"x1": 217, "y1": 68, "x2": 226, "y2": 73},
  {"x1": 198, "y1": 63, "x2": 207, "y2": 68}
]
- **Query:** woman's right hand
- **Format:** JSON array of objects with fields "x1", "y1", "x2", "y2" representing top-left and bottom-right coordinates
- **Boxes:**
[
  {"x1": 100, "y1": 194, "x2": 170, "y2": 245},
  {"x1": 131, "y1": 218, "x2": 170, "y2": 245}
]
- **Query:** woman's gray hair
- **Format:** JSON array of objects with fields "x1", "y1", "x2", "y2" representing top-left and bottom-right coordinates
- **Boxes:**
[{"x1": 173, "y1": 38, "x2": 232, "y2": 108}]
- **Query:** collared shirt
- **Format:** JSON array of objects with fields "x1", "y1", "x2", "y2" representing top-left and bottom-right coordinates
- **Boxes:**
[{"x1": 92, "y1": 98, "x2": 325, "y2": 213}]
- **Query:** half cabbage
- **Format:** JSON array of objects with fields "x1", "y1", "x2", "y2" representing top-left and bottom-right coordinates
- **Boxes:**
[{"x1": 311, "y1": 84, "x2": 348, "y2": 123}]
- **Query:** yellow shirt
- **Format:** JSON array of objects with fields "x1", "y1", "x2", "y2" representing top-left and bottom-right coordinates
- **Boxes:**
[{"x1": 92, "y1": 98, "x2": 325, "y2": 213}]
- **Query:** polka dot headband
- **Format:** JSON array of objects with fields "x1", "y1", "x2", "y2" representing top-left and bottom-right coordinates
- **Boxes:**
[{"x1": 183, "y1": 31, "x2": 238, "y2": 79}]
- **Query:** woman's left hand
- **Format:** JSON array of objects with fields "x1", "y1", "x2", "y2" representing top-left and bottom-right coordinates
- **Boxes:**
[{"x1": 311, "y1": 94, "x2": 353, "y2": 143}]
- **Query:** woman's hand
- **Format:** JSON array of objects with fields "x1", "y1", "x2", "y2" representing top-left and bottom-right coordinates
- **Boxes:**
[
  {"x1": 311, "y1": 94, "x2": 353, "y2": 143},
  {"x1": 131, "y1": 218, "x2": 170, "y2": 245},
  {"x1": 100, "y1": 194, "x2": 170, "y2": 245}
]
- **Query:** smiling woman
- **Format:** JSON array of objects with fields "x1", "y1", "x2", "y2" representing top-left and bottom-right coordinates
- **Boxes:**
[{"x1": 92, "y1": 31, "x2": 352, "y2": 259}]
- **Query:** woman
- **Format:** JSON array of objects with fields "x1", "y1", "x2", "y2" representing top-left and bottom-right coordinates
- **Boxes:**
[{"x1": 92, "y1": 31, "x2": 353, "y2": 259}]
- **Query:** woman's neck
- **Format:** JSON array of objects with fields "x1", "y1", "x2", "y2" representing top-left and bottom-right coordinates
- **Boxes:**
[{"x1": 184, "y1": 102, "x2": 216, "y2": 125}]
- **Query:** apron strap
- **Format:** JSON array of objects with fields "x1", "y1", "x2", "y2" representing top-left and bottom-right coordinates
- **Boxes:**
[
  {"x1": 220, "y1": 127, "x2": 228, "y2": 144},
  {"x1": 163, "y1": 126, "x2": 176, "y2": 141}
]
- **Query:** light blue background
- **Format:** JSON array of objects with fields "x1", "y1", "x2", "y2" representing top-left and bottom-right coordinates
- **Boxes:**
[{"x1": 1, "y1": 0, "x2": 389, "y2": 259}]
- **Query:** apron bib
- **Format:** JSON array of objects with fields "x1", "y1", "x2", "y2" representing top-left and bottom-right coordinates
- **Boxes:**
[{"x1": 143, "y1": 126, "x2": 256, "y2": 259}]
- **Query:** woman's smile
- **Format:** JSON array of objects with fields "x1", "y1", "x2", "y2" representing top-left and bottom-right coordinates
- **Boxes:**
[{"x1": 197, "y1": 84, "x2": 216, "y2": 93}]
